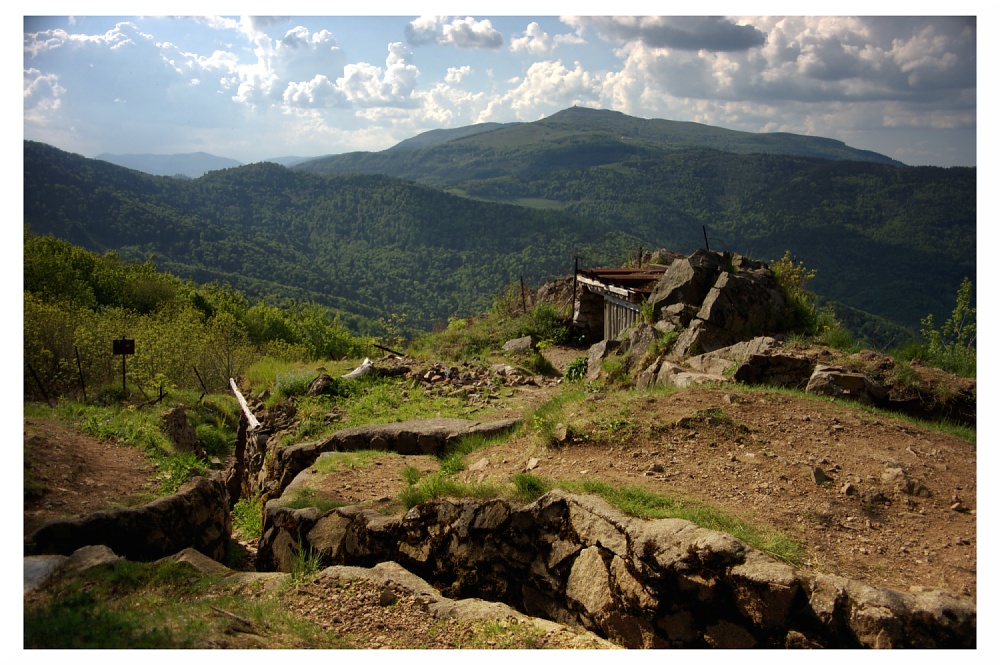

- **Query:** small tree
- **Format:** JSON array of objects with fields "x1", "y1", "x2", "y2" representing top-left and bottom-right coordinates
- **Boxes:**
[{"x1": 920, "y1": 277, "x2": 975, "y2": 376}]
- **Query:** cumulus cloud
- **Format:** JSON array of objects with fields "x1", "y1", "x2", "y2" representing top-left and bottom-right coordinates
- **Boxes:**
[
  {"x1": 566, "y1": 16, "x2": 767, "y2": 52},
  {"x1": 510, "y1": 22, "x2": 554, "y2": 55},
  {"x1": 495, "y1": 60, "x2": 601, "y2": 119},
  {"x1": 406, "y1": 16, "x2": 503, "y2": 49}
]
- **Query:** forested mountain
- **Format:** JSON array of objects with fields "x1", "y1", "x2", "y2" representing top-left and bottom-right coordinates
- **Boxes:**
[
  {"x1": 24, "y1": 141, "x2": 636, "y2": 334},
  {"x1": 294, "y1": 107, "x2": 973, "y2": 332},
  {"x1": 297, "y1": 106, "x2": 902, "y2": 187},
  {"x1": 24, "y1": 101, "x2": 976, "y2": 339}
]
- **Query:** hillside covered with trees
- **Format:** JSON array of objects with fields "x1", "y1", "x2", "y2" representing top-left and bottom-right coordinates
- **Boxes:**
[
  {"x1": 24, "y1": 141, "x2": 635, "y2": 334},
  {"x1": 24, "y1": 105, "x2": 975, "y2": 340}
]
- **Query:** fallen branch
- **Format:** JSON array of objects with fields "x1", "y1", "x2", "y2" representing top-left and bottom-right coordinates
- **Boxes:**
[
  {"x1": 229, "y1": 378, "x2": 261, "y2": 430},
  {"x1": 373, "y1": 343, "x2": 406, "y2": 357},
  {"x1": 342, "y1": 357, "x2": 374, "y2": 380},
  {"x1": 210, "y1": 605, "x2": 254, "y2": 627}
]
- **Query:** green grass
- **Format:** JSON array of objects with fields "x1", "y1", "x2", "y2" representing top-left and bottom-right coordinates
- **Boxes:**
[
  {"x1": 313, "y1": 450, "x2": 399, "y2": 474},
  {"x1": 232, "y1": 496, "x2": 264, "y2": 541},
  {"x1": 284, "y1": 487, "x2": 346, "y2": 512},
  {"x1": 558, "y1": 479, "x2": 804, "y2": 565},
  {"x1": 24, "y1": 559, "x2": 346, "y2": 648},
  {"x1": 399, "y1": 474, "x2": 503, "y2": 509}
]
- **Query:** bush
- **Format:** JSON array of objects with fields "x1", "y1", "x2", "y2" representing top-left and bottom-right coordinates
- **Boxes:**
[{"x1": 564, "y1": 356, "x2": 588, "y2": 382}]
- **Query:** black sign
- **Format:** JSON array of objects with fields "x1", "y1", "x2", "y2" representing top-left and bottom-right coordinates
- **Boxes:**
[{"x1": 113, "y1": 339, "x2": 135, "y2": 355}]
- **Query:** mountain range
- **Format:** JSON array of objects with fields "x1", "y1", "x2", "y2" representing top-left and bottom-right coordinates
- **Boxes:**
[{"x1": 25, "y1": 107, "x2": 975, "y2": 343}]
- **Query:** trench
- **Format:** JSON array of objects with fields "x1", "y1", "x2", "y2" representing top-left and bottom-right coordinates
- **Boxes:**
[{"x1": 230, "y1": 418, "x2": 976, "y2": 649}]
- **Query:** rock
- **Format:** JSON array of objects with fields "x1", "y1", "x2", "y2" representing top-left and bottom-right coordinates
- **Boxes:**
[
  {"x1": 586, "y1": 339, "x2": 621, "y2": 383},
  {"x1": 502, "y1": 336, "x2": 536, "y2": 354},
  {"x1": 552, "y1": 423, "x2": 569, "y2": 444},
  {"x1": 23, "y1": 554, "x2": 67, "y2": 594},
  {"x1": 307, "y1": 373, "x2": 334, "y2": 396},
  {"x1": 648, "y1": 249, "x2": 729, "y2": 317},
  {"x1": 378, "y1": 588, "x2": 398, "y2": 606},
  {"x1": 842, "y1": 483, "x2": 857, "y2": 496},
  {"x1": 810, "y1": 466, "x2": 830, "y2": 484},
  {"x1": 625, "y1": 324, "x2": 660, "y2": 371},
  {"x1": 525, "y1": 457, "x2": 541, "y2": 471},
  {"x1": 566, "y1": 546, "x2": 615, "y2": 617},
  {"x1": 25, "y1": 474, "x2": 231, "y2": 562},
  {"x1": 807, "y1": 365, "x2": 889, "y2": 405},
  {"x1": 161, "y1": 406, "x2": 205, "y2": 459},
  {"x1": 468, "y1": 458, "x2": 489, "y2": 473}
]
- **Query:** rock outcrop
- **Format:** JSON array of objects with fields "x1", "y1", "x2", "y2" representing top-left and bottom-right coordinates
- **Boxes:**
[
  {"x1": 227, "y1": 417, "x2": 521, "y2": 502},
  {"x1": 25, "y1": 473, "x2": 231, "y2": 562},
  {"x1": 256, "y1": 489, "x2": 975, "y2": 648}
]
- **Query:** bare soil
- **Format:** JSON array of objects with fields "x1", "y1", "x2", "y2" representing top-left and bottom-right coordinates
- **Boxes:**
[{"x1": 23, "y1": 418, "x2": 158, "y2": 536}]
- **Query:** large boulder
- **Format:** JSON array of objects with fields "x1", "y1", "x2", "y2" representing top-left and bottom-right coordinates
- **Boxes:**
[
  {"x1": 672, "y1": 270, "x2": 785, "y2": 357},
  {"x1": 648, "y1": 249, "x2": 729, "y2": 318}
]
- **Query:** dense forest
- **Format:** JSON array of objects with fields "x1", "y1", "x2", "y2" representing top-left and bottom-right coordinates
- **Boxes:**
[
  {"x1": 295, "y1": 108, "x2": 974, "y2": 333},
  {"x1": 24, "y1": 141, "x2": 635, "y2": 335}
]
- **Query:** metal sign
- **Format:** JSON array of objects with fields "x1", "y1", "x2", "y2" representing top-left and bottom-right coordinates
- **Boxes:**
[{"x1": 113, "y1": 339, "x2": 135, "y2": 355}]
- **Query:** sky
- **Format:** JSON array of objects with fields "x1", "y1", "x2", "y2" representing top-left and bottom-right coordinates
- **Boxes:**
[{"x1": 20, "y1": 5, "x2": 983, "y2": 168}]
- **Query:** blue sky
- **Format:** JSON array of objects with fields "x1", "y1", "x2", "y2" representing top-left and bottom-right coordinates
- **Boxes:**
[{"x1": 22, "y1": 8, "x2": 981, "y2": 167}]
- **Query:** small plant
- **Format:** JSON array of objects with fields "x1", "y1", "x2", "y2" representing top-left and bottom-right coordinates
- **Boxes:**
[
  {"x1": 564, "y1": 356, "x2": 588, "y2": 382},
  {"x1": 159, "y1": 452, "x2": 207, "y2": 494},
  {"x1": 275, "y1": 369, "x2": 315, "y2": 398},
  {"x1": 401, "y1": 465, "x2": 422, "y2": 486},
  {"x1": 771, "y1": 250, "x2": 818, "y2": 333},
  {"x1": 917, "y1": 277, "x2": 976, "y2": 377},
  {"x1": 290, "y1": 540, "x2": 322, "y2": 582},
  {"x1": 232, "y1": 496, "x2": 263, "y2": 541},
  {"x1": 512, "y1": 473, "x2": 551, "y2": 502}
]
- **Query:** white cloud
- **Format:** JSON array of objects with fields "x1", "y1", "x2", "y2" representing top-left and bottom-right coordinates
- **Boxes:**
[
  {"x1": 497, "y1": 60, "x2": 601, "y2": 119},
  {"x1": 406, "y1": 16, "x2": 503, "y2": 49},
  {"x1": 510, "y1": 22, "x2": 553, "y2": 56},
  {"x1": 445, "y1": 65, "x2": 471, "y2": 85}
]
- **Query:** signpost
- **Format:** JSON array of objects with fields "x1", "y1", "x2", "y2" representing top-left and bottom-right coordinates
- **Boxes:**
[{"x1": 112, "y1": 338, "x2": 135, "y2": 394}]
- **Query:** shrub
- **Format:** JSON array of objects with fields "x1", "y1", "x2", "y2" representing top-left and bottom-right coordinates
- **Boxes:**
[{"x1": 564, "y1": 356, "x2": 588, "y2": 382}]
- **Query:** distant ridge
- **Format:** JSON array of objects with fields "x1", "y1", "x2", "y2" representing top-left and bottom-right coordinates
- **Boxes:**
[{"x1": 95, "y1": 151, "x2": 242, "y2": 178}]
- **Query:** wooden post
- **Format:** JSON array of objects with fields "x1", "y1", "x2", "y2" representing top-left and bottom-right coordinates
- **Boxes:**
[
  {"x1": 193, "y1": 365, "x2": 209, "y2": 400},
  {"x1": 75, "y1": 346, "x2": 87, "y2": 401},
  {"x1": 703, "y1": 225, "x2": 711, "y2": 251},
  {"x1": 520, "y1": 276, "x2": 527, "y2": 314},
  {"x1": 572, "y1": 256, "x2": 579, "y2": 320},
  {"x1": 27, "y1": 362, "x2": 53, "y2": 407}
]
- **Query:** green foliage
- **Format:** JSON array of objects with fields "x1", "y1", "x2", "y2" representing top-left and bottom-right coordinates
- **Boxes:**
[
  {"x1": 158, "y1": 452, "x2": 208, "y2": 495},
  {"x1": 399, "y1": 474, "x2": 501, "y2": 509},
  {"x1": 563, "y1": 356, "x2": 588, "y2": 382},
  {"x1": 401, "y1": 465, "x2": 423, "y2": 486},
  {"x1": 23, "y1": 231, "x2": 374, "y2": 401},
  {"x1": 771, "y1": 251, "x2": 818, "y2": 333},
  {"x1": 915, "y1": 277, "x2": 976, "y2": 376},
  {"x1": 232, "y1": 496, "x2": 264, "y2": 541},
  {"x1": 274, "y1": 369, "x2": 316, "y2": 398}
]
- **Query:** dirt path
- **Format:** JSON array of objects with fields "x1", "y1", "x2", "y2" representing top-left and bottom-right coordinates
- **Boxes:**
[{"x1": 23, "y1": 418, "x2": 159, "y2": 535}]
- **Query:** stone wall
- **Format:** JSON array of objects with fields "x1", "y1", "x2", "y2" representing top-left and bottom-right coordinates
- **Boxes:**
[
  {"x1": 24, "y1": 473, "x2": 231, "y2": 562},
  {"x1": 256, "y1": 489, "x2": 975, "y2": 648}
]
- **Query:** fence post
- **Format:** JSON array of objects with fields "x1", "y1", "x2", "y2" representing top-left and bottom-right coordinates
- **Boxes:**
[
  {"x1": 27, "y1": 363, "x2": 53, "y2": 407},
  {"x1": 75, "y1": 346, "x2": 87, "y2": 401}
]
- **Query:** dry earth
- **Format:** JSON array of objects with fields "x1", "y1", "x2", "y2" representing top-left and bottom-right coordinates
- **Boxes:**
[{"x1": 23, "y1": 345, "x2": 978, "y2": 647}]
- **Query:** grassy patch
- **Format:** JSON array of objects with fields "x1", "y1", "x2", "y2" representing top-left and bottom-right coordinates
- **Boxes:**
[
  {"x1": 232, "y1": 496, "x2": 264, "y2": 541},
  {"x1": 399, "y1": 474, "x2": 502, "y2": 509},
  {"x1": 559, "y1": 479, "x2": 804, "y2": 565},
  {"x1": 24, "y1": 559, "x2": 346, "y2": 649},
  {"x1": 284, "y1": 487, "x2": 346, "y2": 512},
  {"x1": 313, "y1": 450, "x2": 398, "y2": 474},
  {"x1": 457, "y1": 618, "x2": 547, "y2": 649}
]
